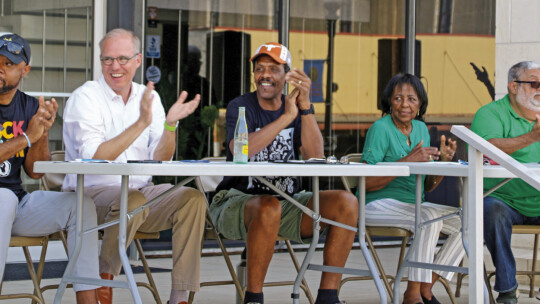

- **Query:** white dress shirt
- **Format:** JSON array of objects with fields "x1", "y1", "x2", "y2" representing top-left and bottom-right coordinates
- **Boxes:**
[{"x1": 62, "y1": 76, "x2": 166, "y2": 191}]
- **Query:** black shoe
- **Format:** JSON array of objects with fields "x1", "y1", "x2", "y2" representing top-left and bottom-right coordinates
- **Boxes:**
[
  {"x1": 421, "y1": 295, "x2": 441, "y2": 304},
  {"x1": 496, "y1": 287, "x2": 519, "y2": 304}
]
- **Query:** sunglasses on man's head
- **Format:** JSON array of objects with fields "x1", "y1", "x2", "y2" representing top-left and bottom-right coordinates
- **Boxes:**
[
  {"x1": 0, "y1": 39, "x2": 24, "y2": 55},
  {"x1": 514, "y1": 80, "x2": 540, "y2": 90}
]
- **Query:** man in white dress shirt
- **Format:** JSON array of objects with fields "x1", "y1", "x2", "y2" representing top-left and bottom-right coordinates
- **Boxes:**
[{"x1": 62, "y1": 28, "x2": 206, "y2": 304}]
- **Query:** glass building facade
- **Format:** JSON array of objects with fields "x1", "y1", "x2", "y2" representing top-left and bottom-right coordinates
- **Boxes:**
[{"x1": 0, "y1": 0, "x2": 495, "y2": 190}]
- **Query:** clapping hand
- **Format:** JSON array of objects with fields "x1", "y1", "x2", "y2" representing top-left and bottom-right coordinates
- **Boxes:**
[
  {"x1": 285, "y1": 68, "x2": 311, "y2": 110},
  {"x1": 40, "y1": 96, "x2": 58, "y2": 132},
  {"x1": 284, "y1": 88, "x2": 300, "y2": 118},
  {"x1": 404, "y1": 140, "x2": 440, "y2": 162},
  {"x1": 530, "y1": 114, "x2": 540, "y2": 142},
  {"x1": 165, "y1": 91, "x2": 200, "y2": 126},
  {"x1": 440, "y1": 135, "x2": 457, "y2": 161},
  {"x1": 139, "y1": 81, "x2": 155, "y2": 126}
]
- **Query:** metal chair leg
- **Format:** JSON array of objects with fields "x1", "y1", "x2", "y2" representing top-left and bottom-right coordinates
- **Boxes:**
[
  {"x1": 285, "y1": 240, "x2": 314, "y2": 304},
  {"x1": 365, "y1": 230, "x2": 394, "y2": 301},
  {"x1": 455, "y1": 260, "x2": 464, "y2": 297},
  {"x1": 530, "y1": 234, "x2": 539, "y2": 298},
  {"x1": 23, "y1": 246, "x2": 45, "y2": 304},
  {"x1": 437, "y1": 277, "x2": 458, "y2": 304},
  {"x1": 134, "y1": 239, "x2": 162, "y2": 304},
  {"x1": 32, "y1": 237, "x2": 49, "y2": 304}
]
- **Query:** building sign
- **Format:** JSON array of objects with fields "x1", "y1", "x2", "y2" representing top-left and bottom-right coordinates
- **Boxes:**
[
  {"x1": 304, "y1": 59, "x2": 325, "y2": 103},
  {"x1": 145, "y1": 35, "x2": 161, "y2": 59},
  {"x1": 145, "y1": 65, "x2": 161, "y2": 84}
]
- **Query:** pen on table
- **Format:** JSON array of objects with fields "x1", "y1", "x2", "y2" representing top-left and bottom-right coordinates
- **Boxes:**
[{"x1": 79, "y1": 158, "x2": 109, "y2": 162}]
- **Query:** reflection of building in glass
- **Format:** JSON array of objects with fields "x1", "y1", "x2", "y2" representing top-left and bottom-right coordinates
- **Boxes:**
[
  {"x1": 178, "y1": 45, "x2": 217, "y2": 160},
  {"x1": 0, "y1": 0, "x2": 499, "y2": 186}
]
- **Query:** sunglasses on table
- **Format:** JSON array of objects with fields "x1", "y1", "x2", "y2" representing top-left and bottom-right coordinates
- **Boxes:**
[
  {"x1": 514, "y1": 80, "x2": 540, "y2": 89},
  {"x1": 100, "y1": 54, "x2": 139, "y2": 66}
]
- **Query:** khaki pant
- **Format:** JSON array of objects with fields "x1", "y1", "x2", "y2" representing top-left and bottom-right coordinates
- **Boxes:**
[{"x1": 85, "y1": 183, "x2": 206, "y2": 292}]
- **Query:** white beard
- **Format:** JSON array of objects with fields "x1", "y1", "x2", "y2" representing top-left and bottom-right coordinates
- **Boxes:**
[{"x1": 516, "y1": 86, "x2": 540, "y2": 112}]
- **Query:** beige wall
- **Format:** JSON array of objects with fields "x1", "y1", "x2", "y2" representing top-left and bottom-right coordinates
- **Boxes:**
[{"x1": 495, "y1": 0, "x2": 540, "y2": 99}]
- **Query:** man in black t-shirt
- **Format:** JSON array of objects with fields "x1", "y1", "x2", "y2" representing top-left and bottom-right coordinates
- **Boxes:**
[
  {"x1": 0, "y1": 33, "x2": 99, "y2": 303},
  {"x1": 210, "y1": 42, "x2": 358, "y2": 304}
]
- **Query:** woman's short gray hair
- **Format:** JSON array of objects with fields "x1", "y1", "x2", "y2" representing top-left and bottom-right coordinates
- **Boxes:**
[
  {"x1": 508, "y1": 61, "x2": 540, "y2": 83},
  {"x1": 99, "y1": 28, "x2": 140, "y2": 54}
]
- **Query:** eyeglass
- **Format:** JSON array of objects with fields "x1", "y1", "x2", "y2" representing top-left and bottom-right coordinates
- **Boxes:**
[
  {"x1": 514, "y1": 80, "x2": 540, "y2": 90},
  {"x1": 100, "y1": 54, "x2": 138, "y2": 66},
  {"x1": 0, "y1": 39, "x2": 25, "y2": 56}
]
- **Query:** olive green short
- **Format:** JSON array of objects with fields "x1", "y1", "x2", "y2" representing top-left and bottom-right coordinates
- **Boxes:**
[{"x1": 209, "y1": 188, "x2": 313, "y2": 244}]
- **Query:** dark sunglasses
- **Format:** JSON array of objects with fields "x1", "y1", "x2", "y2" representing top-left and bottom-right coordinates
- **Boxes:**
[
  {"x1": 0, "y1": 39, "x2": 25, "y2": 56},
  {"x1": 515, "y1": 80, "x2": 540, "y2": 90}
]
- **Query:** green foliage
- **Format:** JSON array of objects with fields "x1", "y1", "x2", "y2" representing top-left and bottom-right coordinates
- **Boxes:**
[
  {"x1": 201, "y1": 105, "x2": 218, "y2": 128},
  {"x1": 153, "y1": 69, "x2": 219, "y2": 185}
]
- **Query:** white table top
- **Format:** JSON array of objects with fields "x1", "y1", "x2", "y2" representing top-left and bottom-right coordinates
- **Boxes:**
[
  {"x1": 34, "y1": 161, "x2": 410, "y2": 177},
  {"x1": 380, "y1": 161, "x2": 540, "y2": 179}
]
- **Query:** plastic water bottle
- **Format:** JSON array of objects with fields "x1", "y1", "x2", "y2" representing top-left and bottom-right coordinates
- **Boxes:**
[{"x1": 233, "y1": 107, "x2": 249, "y2": 164}]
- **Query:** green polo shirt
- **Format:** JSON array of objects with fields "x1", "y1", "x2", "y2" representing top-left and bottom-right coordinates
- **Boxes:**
[
  {"x1": 361, "y1": 115, "x2": 430, "y2": 204},
  {"x1": 471, "y1": 94, "x2": 540, "y2": 216}
]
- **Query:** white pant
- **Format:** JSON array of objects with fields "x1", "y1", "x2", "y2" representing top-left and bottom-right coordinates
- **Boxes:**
[
  {"x1": 0, "y1": 188, "x2": 100, "y2": 291},
  {"x1": 365, "y1": 198, "x2": 465, "y2": 283}
]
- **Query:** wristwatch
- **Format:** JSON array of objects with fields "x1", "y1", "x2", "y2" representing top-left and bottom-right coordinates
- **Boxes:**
[{"x1": 300, "y1": 104, "x2": 315, "y2": 116}]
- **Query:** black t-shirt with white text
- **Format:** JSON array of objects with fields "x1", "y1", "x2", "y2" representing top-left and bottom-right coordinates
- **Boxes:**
[
  {"x1": 215, "y1": 92, "x2": 302, "y2": 196},
  {"x1": 0, "y1": 90, "x2": 39, "y2": 201}
]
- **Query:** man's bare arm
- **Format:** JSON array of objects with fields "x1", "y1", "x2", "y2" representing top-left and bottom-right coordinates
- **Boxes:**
[{"x1": 488, "y1": 114, "x2": 540, "y2": 155}]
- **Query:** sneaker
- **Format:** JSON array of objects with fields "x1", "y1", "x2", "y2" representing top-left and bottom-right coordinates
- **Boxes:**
[{"x1": 496, "y1": 287, "x2": 519, "y2": 304}]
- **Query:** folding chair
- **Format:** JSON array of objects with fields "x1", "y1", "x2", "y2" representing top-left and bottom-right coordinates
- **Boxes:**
[
  {"x1": 455, "y1": 225, "x2": 540, "y2": 301},
  {"x1": 338, "y1": 153, "x2": 457, "y2": 304},
  {"x1": 0, "y1": 235, "x2": 50, "y2": 303},
  {"x1": 190, "y1": 157, "x2": 314, "y2": 304},
  {"x1": 40, "y1": 150, "x2": 162, "y2": 303},
  {"x1": 0, "y1": 151, "x2": 72, "y2": 303}
]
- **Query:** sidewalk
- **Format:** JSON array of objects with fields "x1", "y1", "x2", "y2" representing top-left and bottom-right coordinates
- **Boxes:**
[{"x1": 2, "y1": 246, "x2": 539, "y2": 303}]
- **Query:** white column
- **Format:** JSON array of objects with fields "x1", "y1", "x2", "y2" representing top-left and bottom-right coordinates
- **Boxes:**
[
  {"x1": 468, "y1": 146, "x2": 484, "y2": 304},
  {"x1": 93, "y1": 0, "x2": 106, "y2": 80}
]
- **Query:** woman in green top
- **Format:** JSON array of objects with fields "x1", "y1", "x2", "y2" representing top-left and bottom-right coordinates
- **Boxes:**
[{"x1": 361, "y1": 74, "x2": 464, "y2": 304}]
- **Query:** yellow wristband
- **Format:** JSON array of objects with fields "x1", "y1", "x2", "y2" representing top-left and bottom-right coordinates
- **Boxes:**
[{"x1": 164, "y1": 120, "x2": 178, "y2": 132}]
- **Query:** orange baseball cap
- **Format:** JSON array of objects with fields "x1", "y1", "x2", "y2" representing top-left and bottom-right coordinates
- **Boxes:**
[{"x1": 250, "y1": 42, "x2": 292, "y2": 69}]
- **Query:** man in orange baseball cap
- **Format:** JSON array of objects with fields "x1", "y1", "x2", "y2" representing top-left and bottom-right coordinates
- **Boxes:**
[
  {"x1": 250, "y1": 42, "x2": 292, "y2": 71},
  {"x1": 209, "y1": 42, "x2": 357, "y2": 304}
]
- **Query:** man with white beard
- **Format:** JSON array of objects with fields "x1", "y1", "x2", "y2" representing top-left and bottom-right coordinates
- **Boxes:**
[{"x1": 471, "y1": 61, "x2": 540, "y2": 304}]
